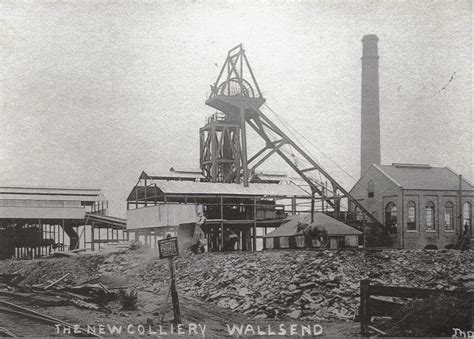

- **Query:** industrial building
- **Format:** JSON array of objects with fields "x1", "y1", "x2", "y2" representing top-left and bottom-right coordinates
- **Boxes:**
[
  {"x1": 124, "y1": 37, "x2": 474, "y2": 252},
  {"x1": 351, "y1": 34, "x2": 473, "y2": 249},
  {"x1": 0, "y1": 186, "x2": 126, "y2": 259},
  {"x1": 350, "y1": 164, "x2": 473, "y2": 249},
  {"x1": 124, "y1": 44, "x2": 376, "y2": 251},
  {"x1": 126, "y1": 172, "x2": 313, "y2": 251}
]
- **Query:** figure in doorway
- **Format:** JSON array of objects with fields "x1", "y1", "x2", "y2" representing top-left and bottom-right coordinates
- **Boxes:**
[
  {"x1": 223, "y1": 228, "x2": 239, "y2": 251},
  {"x1": 455, "y1": 222, "x2": 471, "y2": 250},
  {"x1": 190, "y1": 223, "x2": 207, "y2": 254}
]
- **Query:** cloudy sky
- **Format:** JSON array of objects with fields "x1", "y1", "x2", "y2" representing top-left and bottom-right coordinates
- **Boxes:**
[{"x1": 1, "y1": 0, "x2": 471, "y2": 217}]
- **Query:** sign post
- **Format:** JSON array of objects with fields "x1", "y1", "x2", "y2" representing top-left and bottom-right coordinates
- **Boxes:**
[{"x1": 158, "y1": 236, "x2": 181, "y2": 325}]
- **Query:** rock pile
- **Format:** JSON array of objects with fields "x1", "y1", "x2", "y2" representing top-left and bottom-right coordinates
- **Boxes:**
[
  {"x1": 1, "y1": 244, "x2": 470, "y2": 322},
  {"x1": 0, "y1": 254, "x2": 105, "y2": 286},
  {"x1": 169, "y1": 249, "x2": 472, "y2": 321}
]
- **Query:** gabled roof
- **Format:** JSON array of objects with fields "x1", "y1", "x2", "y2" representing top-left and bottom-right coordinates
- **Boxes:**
[
  {"x1": 373, "y1": 164, "x2": 473, "y2": 191},
  {"x1": 264, "y1": 213, "x2": 362, "y2": 237},
  {"x1": 140, "y1": 169, "x2": 204, "y2": 181},
  {"x1": 250, "y1": 171, "x2": 311, "y2": 192}
]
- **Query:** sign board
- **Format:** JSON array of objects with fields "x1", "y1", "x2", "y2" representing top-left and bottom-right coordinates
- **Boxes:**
[
  {"x1": 157, "y1": 236, "x2": 181, "y2": 324},
  {"x1": 158, "y1": 237, "x2": 179, "y2": 259}
]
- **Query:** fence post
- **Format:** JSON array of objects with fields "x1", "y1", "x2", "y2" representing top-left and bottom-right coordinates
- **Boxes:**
[
  {"x1": 169, "y1": 256, "x2": 181, "y2": 325},
  {"x1": 360, "y1": 279, "x2": 370, "y2": 336}
]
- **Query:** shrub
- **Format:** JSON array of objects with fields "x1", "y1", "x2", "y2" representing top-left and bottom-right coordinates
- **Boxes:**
[{"x1": 118, "y1": 289, "x2": 138, "y2": 310}]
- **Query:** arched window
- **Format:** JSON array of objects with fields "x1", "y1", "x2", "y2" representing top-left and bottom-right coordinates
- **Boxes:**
[
  {"x1": 385, "y1": 202, "x2": 398, "y2": 234},
  {"x1": 425, "y1": 201, "x2": 435, "y2": 230},
  {"x1": 444, "y1": 201, "x2": 454, "y2": 231},
  {"x1": 368, "y1": 180, "x2": 375, "y2": 198},
  {"x1": 407, "y1": 201, "x2": 416, "y2": 231},
  {"x1": 463, "y1": 202, "x2": 472, "y2": 231}
]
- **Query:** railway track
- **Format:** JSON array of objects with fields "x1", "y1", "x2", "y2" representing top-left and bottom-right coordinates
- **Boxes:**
[
  {"x1": 0, "y1": 326, "x2": 16, "y2": 337},
  {"x1": 0, "y1": 299, "x2": 100, "y2": 337}
]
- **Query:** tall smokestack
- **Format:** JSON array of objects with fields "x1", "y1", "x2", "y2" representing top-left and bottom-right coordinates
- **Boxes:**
[{"x1": 360, "y1": 34, "x2": 381, "y2": 176}]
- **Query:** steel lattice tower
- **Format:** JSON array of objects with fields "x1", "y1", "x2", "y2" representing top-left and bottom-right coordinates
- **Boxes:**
[
  {"x1": 200, "y1": 44, "x2": 264, "y2": 186},
  {"x1": 200, "y1": 44, "x2": 382, "y2": 227}
]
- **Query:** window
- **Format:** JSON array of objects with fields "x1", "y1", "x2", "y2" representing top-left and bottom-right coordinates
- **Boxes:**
[
  {"x1": 407, "y1": 201, "x2": 416, "y2": 230},
  {"x1": 463, "y1": 202, "x2": 472, "y2": 232},
  {"x1": 368, "y1": 180, "x2": 375, "y2": 198},
  {"x1": 425, "y1": 201, "x2": 435, "y2": 230},
  {"x1": 385, "y1": 202, "x2": 398, "y2": 234},
  {"x1": 444, "y1": 202, "x2": 454, "y2": 231}
]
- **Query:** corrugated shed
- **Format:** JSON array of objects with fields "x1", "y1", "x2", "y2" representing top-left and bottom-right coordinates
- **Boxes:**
[
  {"x1": 375, "y1": 164, "x2": 474, "y2": 191},
  {"x1": 264, "y1": 213, "x2": 362, "y2": 237}
]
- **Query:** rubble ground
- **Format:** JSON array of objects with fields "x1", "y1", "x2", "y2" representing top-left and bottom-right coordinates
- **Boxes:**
[
  {"x1": 0, "y1": 245, "x2": 472, "y2": 336},
  {"x1": 170, "y1": 249, "x2": 473, "y2": 322}
]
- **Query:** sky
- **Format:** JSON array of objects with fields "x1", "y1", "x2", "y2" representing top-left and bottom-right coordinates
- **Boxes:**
[{"x1": 0, "y1": 0, "x2": 472, "y2": 217}]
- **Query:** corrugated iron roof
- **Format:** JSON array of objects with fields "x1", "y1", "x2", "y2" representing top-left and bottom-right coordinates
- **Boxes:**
[
  {"x1": 0, "y1": 194, "x2": 102, "y2": 202},
  {"x1": 0, "y1": 186, "x2": 104, "y2": 202},
  {"x1": 169, "y1": 167, "x2": 203, "y2": 174},
  {"x1": 148, "y1": 172, "x2": 204, "y2": 180},
  {"x1": 154, "y1": 180, "x2": 308, "y2": 197},
  {"x1": 264, "y1": 213, "x2": 362, "y2": 237},
  {"x1": 0, "y1": 186, "x2": 102, "y2": 194},
  {"x1": 375, "y1": 164, "x2": 474, "y2": 191},
  {"x1": 141, "y1": 170, "x2": 204, "y2": 180}
]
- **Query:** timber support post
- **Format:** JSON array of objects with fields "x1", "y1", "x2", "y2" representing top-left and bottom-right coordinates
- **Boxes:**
[{"x1": 360, "y1": 279, "x2": 369, "y2": 336}]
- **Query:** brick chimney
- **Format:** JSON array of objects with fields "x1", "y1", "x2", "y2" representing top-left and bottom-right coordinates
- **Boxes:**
[{"x1": 360, "y1": 34, "x2": 381, "y2": 176}]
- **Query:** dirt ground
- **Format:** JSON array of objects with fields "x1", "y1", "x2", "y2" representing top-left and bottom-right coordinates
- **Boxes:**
[
  {"x1": 1, "y1": 292, "x2": 359, "y2": 338},
  {"x1": 0, "y1": 290, "x2": 354, "y2": 337},
  {"x1": 0, "y1": 244, "x2": 471, "y2": 337},
  {"x1": 0, "y1": 246, "x2": 356, "y2": 337}
]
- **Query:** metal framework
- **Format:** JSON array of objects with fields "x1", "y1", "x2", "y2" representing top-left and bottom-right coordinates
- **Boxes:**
[
  {"x1": 126, "y1": 178, "x2": 315, "y2": 252},
  {"x1": 201, "y1": 44, "x2": 381, "y2": 227},
  {"x1": 200, "y1": 44, "x2": 265, "y2": 186},
  {"x1": 0, "y1": 195, "x2": 126, "y2": 259},
  {"x1": 200, "y1": 113, "x2": 242, "y2": 183}
]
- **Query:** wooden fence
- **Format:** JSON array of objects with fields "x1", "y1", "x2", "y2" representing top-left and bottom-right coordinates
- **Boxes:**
[{"x1": 359, "y1": 279, "x2": 473, "y2": 336}]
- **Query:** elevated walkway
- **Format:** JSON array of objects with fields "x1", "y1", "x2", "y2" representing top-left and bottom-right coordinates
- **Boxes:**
[
  {"x1": 78, "y1": 213, "x2": 127, "y2": 251},
  {"x1": 84, "y1": 213, "x2": 126, "y2": 229}
]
